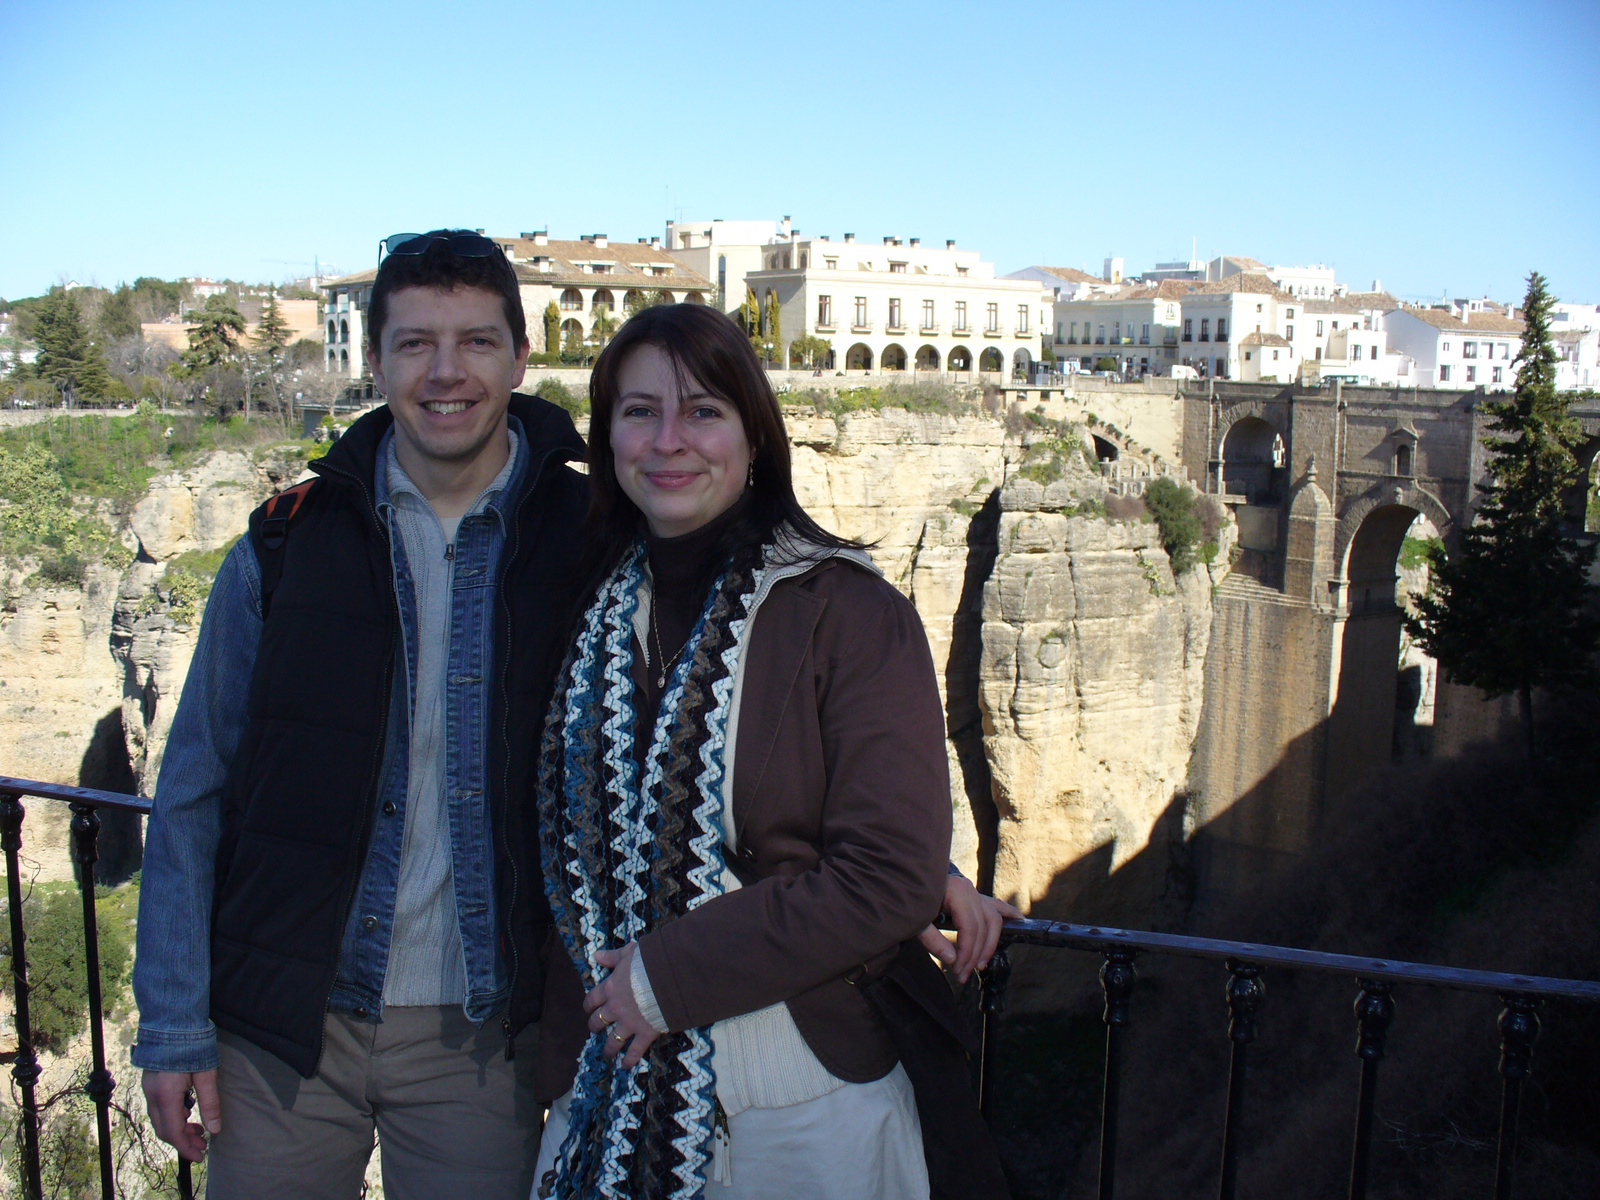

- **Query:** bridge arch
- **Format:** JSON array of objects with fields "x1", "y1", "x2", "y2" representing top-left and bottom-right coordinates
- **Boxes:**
[
  {"x1": 1219, "y1": 414, "x2": 1286, "y2": 503},
  {"x1": 1335, "y1": 481, "x2": 1453, "y2": 595},
  {"x1": 1560, "y1": 432, "x2": 1600, "y2": 531}
]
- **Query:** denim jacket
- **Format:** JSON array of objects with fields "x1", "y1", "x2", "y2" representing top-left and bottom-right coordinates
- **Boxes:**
[{"x1": 132, "y1": 420, "x2": 531, "y2": 1074}]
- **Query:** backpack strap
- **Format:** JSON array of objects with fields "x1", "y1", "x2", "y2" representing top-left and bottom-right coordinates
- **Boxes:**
[{"x1": 254, "y1": 479, "x2": 318, "y2": 620}]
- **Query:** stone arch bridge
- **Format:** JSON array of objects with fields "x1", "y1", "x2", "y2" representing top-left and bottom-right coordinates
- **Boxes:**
[{"x1": 1176, "y1": 381, "x2": 1600, "y2": 894}]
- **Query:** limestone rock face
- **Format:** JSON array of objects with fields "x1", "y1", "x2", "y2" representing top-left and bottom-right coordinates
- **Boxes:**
[
  {"x1": 129, "y1": 450, "x2": 261, "y2": 561},
  {"x1": 979, "y1": 499, "x2": 1214, "y2": 940}
]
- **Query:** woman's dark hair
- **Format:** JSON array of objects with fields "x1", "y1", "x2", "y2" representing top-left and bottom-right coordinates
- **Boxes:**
[
  {"x1": 367, "y1": 230, "x2": 527, "y2": 355},
  {"x1": 580, "y1": 303, "x2": 866, "y2": 586}
]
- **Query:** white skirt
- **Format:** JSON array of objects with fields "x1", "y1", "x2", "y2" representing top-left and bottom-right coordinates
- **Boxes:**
[{"x1": 533, "y1": 1063, "x2": 929, "y2": 1200}]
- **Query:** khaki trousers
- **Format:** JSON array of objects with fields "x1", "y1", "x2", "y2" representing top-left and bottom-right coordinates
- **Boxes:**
[{"x1": 206, "y1": 1007, "x2": 539, "y2": 1200}]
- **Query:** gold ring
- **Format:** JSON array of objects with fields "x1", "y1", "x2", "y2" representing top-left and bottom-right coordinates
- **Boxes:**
[
  {"x1": 610, "y1": 1029, "x2": 627, "y2": 1042},
  {"x1": 598, "y1": 1010, "x2": 613, "y2": 1026}
]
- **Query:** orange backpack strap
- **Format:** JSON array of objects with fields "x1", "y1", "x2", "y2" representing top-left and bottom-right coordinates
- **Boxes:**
[{"x1": 254, "y1": 479, "x2": 320, "y2": 618}]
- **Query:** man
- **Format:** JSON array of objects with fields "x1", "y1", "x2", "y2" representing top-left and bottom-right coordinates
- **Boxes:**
[{"x1": 132, "y1": 231, "x2": 590, "y2": 1198}]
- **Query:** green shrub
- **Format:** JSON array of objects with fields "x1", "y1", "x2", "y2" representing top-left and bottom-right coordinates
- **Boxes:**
[
  {"x1": 0, "y1": 885, "x2": 133, "y2": 1052},
  {"x1": 1399, "y1": 535, "x2": 1444, "y2": 571},
  {"x1": 1143, "y1": 476, "x2": 1203, "y2": 573},
  {"x1": 534, "y1": 379, "x2": 588, "y2": 418},
  {"x1": 161, "y1": 537, "x2": 238, "y2": 623}
]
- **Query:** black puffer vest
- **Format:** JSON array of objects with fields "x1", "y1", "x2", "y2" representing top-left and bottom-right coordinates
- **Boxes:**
[{"x1": 209, "y1": 394, "x2": 589, "y2": 1077}]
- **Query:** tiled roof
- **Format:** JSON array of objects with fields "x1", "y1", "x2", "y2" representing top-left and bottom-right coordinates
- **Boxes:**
[
  {"x1": 1217, "y1": 255, "x2": 1267, "y2": 272},
  {"x1": 1554, "y1": 329, "x2": 1590, "y2": 343},
  {"x1": 1343, "y1": 291, "x2": 1401, "y2": 311},
  {"x1": 325, "y1": 242, "x2": 713, "y2": 293},
  {"x1": 1186, "y1": 273, "x2": 1289, "y2": 299},
  {"x1": 1240, "y1": 332, "x2": 1290, "y2": 347},
  {"x1": 1464, "y1": 312, "x2": 1524, "y2": 334},
  {"x1": 1301, "y1": 297, "x2": 1364, "y2": 315},
  {"x1": 1402, "y1": 307, "x2": 1469, "y2": 331},
  {"x1": 1034, "y1": 265, "x2": 1105, "y2": 284}
]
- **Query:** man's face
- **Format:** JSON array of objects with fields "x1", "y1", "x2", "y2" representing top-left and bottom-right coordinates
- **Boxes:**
[{"x1": 367, "y1": 285, "x2": 528, "y2": 471}]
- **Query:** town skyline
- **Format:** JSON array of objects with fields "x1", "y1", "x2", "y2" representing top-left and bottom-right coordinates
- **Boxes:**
[{"x1": 3, "y1": 0, "x2": 1597, "y2": 305}]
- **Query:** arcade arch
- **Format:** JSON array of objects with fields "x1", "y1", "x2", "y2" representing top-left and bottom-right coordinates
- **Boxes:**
[
  {"x1": 948, "y1": 345, "x2": 972, "y2": 371},
  {"x1": 979, "y1": 347, "x2": 1004, "y2": 372},
  {"x1": 881, "y1": 344, "x2": 907, "y2": 371},
  {"x1": 845, "y1": 343, "x2": 873, "y2": 371},
  {"x1": 915, "y1": 344, "x2": 940, "y2": 371}
]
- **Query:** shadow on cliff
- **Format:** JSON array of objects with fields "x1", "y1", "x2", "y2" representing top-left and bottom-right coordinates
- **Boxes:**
[
  {"x1": 77, "y1": 707, "x2": 142, "y2": 884},
  {"x1": 945, "y1": 488, "x2": 1002, "y2": 890},
  {"x1": 982, "y1": 694, "x2": 1600, "y2": 1200}
]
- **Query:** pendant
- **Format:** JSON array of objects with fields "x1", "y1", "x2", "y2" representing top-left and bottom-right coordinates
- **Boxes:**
[{"x1": 656, "y1": 673, "x2": 667, "y2": 688}]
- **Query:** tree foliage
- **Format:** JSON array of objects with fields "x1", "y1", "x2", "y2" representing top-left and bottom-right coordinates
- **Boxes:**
[
  {"x1": 1404, "y1": 271, "x2": 1599, "y2": 754},
  {"x1": 788, "y1": 334, "x2": 832, "y2": 370},
  {"x1": 0, "y1": 887, "x2": 132, "y2": 1052},
  {"x1": 1143, "y1": 476, "x2": 1204, "y2": 573},
  {"x1": 32, "y1": 290, "x2": 114, "y2": 397},
  {"x1": 543, "y1": 301, "x2": 561, "y2": 354},
  {"x1": 97, "y1": 284, "x2": 140, "y2": 342},
  {"x1": 181, "y1": 295, "x2": 246, "y2": 375}
]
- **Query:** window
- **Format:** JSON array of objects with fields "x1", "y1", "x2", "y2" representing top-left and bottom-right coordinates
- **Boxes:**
[
  {"x1": 1286, "y1": 324, "x2": 1294, "y2": 341},
  {"x1": 922, "y1": 299, "x2": 935, "y2": 328},
  {"x1": 1466, "y1": 366, "x2": 1477, "y2": 383},
  {"x1": 1068, "y1": 321, "x2": 1078, "y2": 344},
  {"x1": 1493, "y1": 366, "x2": 1503, "y2": 383},
  {"x1": 1113, "y1": 320, "x2": 1121, "y2": 342},
  {"x1": 1442, "y1": 341, "x2": 1450, "y2": 351},
  {"x1": 1273, "y1": 350, "x2": 1280, "y2": 361},
  {"x1": 1396, "y1": 445, "x2": 1412, "y2": 476},
  {"x1": 1315, "y1": 347, "x2": 1323, "y2": 360},
  {"x1": 854, "y1": 297, "x2": 868, "y2": 327},
  {"x1": 1017, "y1": 305, "x2": 1030, "y2": 334},
  {"x1": 1501, "y1": 342, "x2": 1512, "y2": 359},
  {"x1": 1352, "y1": 344, "x2": 1363, "y2": 361},
  {"x1": 1140, "y1": 323, "x2": 1150, "y2": 344},
  {"x1": 1256, "y1": 303, "x2": 1263, "y2": 313},
  {"x1": 890, "y1": 262, "x2": 906, "y2": 274},
  {"x1": 817, "y1": 295, "x2": 833, "y2": 327},
  {"x1": 1463, "y1": 341, "x2": 1478, "y2": 358},
  {"x1": 1182, "y1": 318, "x2": 1193, "y2": 342},
  {"x1": 888, "y1": 298, "x2": 903, "y2": 329},
  {"x1": 799, "y1": 253, "x2": 807, "y2": 268},
  {"x1": 1287, "y1": 307, "x2": 1295, "y2": 319},
  {"x1": 1439, "y1": 365, "x2": 1451, "y2": 382},
  {"x1": 1216, "y1": 318, "x2": 1227, "y2": 342},
  {"x1": 955, "y1": 301, "x2": 968, "y2": 330},
  {"x1": 825, "y1": 257, "x2": 838, "y2": 269},
  {"x1": 986, "y1": 302, "x2": 999, "y2": 332},
  {"x1": 1096, "y1": 323, "x2": 1106, "y2": 344},
  {"x1": 956, "y1": 266, "x2": 968, "y2": 277},
  {"x1": 560, "y1": 288, "x2": 583, "y2": 310},
  {"x1": 1316, "y1": 320, "x2": 1324, "y2": 336},
  {"x1": 1200, "y1": 318, "x2": 1210, "y2": 342}
]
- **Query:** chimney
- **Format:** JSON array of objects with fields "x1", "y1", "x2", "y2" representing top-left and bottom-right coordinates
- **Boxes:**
[
  {"x1": 780, "y1": 215, "x2": 792, "y2": 237},
  {"x1": 593, "y1": 234, "x2": 608, "y2": 248},
  {"x1": 909, "y1": 237, "x2": 920, "y2": 247},
  {"x1": 649, "y1": 237, "x2": 661, "y2": 249},
  {"x1": 844, "y1": 232, "x2": 855, "y2": 243},
  {"x1": 1372, "y1": 279, "x2": 1382, "y2": 293},
  {"x1": 638, "y1": 237, "x2": 647, "y2": 244},
  {"x1": 883, "y1": 236, "x2": 893, "y2": 245},
  {"x1": 534, "y1": 231, "x2": 549, "y2": 246},
  {"x1": 946, "y1": 239, "x2": 956, "y2": 250}
]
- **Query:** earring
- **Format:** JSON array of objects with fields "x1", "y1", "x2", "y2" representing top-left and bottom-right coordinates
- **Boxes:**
[{"x1": 747, "y1": 461, "x2": 755, "y2": 487}]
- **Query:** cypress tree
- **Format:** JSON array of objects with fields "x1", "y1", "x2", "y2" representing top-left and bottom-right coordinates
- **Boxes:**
[
  {"x1": 32, "y1": 290, "x2": 113, "y2": 397},
  {"x1": 1404, "y1": 271, "x2": 1599, "y2": 756},
  {"x1": 181, "y1": 295, "x2": 246, "y2": 374},
  {"x1": 543, "y1": 301, "x2": 561, "y2": 355}
]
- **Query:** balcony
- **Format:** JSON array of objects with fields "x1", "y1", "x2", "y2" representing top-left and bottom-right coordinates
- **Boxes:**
[
  {"x1": 1095, "y1": 337, "x2": 1107, "y2": 345},
  {"x1": 1015, "y1": 328, "x2": 1031, "y2": 338},
  {"x1": 920, "y1": 324, "x2": 939, "y2": 335},
  {"x1": 886, "y1": 323, "x2": 907, "y2": 335},
  {"x1": 815, "y1": 323, "x2": 837, "y2": 334},
  {"x1": 1217, "y1": 330, "x2": 1229, "y2": 343},
  {"x1": 6, "y1": 763, "x2": 1594, "y2": 1200},
  {"x1": 1183, "y1": 334, "x2": 1194, "y2": 343},
  {"x1": 983, "y1": 327, "x2": 1004, "y2": 338},
  {"x1": 1139, "y1": 337, "x2": 1151, "y2": 345},
  {"x1": 852, "y1": 323, "x2": 873, "y2": 334},
  {"x1": 952, "y1": 324, "x2": 971, "y2": 334}
]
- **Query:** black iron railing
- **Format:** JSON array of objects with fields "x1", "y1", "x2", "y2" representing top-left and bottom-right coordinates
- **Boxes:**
[
  {"x1": 0, "y1": 775, "x2": 194, "y2": 1200},
  {"x1": 974, "y1": 918, "x2": 1600, "y2": 1200},
  {"x1": 4, "y1": 769, "x2": 1597, "y2": 1200}
]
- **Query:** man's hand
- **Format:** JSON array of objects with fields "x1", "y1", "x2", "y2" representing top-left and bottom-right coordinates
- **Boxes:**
[
  {"x1": 583, "y1": 942, "x2": 659, "y2": 1070},
  {"x1": 143, "y1": 1069, "x2": 221, "y2": 1163},
  {"x1": 919, "y1": 874, "x2": 1025, "y2": 984}
]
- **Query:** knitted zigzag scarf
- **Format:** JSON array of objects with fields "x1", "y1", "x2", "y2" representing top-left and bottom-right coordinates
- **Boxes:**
[{"x1": 537, "y1": 539, "x2": 765, "y2": 1200}]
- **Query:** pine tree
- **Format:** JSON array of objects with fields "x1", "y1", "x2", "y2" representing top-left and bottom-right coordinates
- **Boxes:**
[
  {"x1": 543, "y1": 301, "x2": 561, "y2": 355},
  {"x1": 32, "y1": 290, "x2": 113, "y2": 398},
  {"x1": 98, "y1": 284, "x2": 139, "y2": 341},
  {"x1": 1404, "y1": 271, "x2": 1599, "y2": 756},
  {"x1": 254, "y1": 293, "x2": 290, "y2": 366},
  {"x1": 181, "y1": 295, "x2": 246, "y2": 375}
]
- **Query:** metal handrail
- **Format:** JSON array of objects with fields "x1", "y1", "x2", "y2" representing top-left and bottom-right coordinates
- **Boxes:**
[
  {"x1": 0, "y1": 776, "x2": 194, "y2": 1200},
  {"x1": 973, "y1": 918, "x2": 1599, "y2": 1200}
]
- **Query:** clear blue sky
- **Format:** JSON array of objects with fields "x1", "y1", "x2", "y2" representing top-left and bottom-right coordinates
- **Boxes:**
[{"x1": 3, "y1": 0, "x2": 1596, "y2": 306}]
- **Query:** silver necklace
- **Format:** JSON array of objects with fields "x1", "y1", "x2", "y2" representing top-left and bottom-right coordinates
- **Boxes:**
[{"x1": 650, "y1": 600, "x2": 685, "y2": 689}]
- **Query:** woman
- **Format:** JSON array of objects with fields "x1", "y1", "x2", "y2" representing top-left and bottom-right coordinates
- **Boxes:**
[{"x1": 534, "y1": 304, "x2": 1009, "y2": 1199}]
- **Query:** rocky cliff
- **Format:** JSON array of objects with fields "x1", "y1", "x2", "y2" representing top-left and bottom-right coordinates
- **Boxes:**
[{"x1": 3, "y1": 408, "x2": 1226, "y2": 932}]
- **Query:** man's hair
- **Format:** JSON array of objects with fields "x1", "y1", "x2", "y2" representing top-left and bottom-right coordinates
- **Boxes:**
[{"x1": 366, "y1": 230, "x2": 527, "y2": 356}]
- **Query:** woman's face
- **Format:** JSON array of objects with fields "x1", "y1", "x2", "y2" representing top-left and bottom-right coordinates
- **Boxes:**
[{"x1": 610, "y1": 343, "x2": 753, "y2": 539}]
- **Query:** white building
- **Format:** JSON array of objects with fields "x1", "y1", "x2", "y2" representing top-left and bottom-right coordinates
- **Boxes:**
[
  {"x1": 1549, "y1": 302, "x2": 1599, "y2": 391},
  {"x1": 320, "y1": 232, "x2": 714, "y2": 378},
  {"x1": 1293, "y1": 297, "x2": 1414, "y2": 386},
  {"x1": 744, "y1": 234, "x2": 1051, "y2": 376},
  {"x1": 1382, "y1": 308, "x2": 1523, "y2": 389},
  {"x1": 1053, "y1": 281, "x2": 1187, "y2": 376},
  {"x1": 1206, "y1": 255, "x2": 1345, "y2": 299},
  {"x1": 663, "y1": 218, "x2": 786, "y2": 312}
]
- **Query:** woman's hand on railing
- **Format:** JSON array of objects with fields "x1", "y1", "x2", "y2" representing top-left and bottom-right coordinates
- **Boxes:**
[
  {"x1": 921, "y1": 876, "x2": 1024, "y2": 984},
  {"x1": 586, "y1": 943, "x2": 659, "y2": 1070},
  {"x1": 142, "y1": 1068, "x2": 221, "y2": 1162}
]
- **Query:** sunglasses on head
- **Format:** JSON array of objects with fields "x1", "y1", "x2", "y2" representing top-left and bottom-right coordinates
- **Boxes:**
[{"x1": 378, "y1": 232, "x2": 501, "y2": 263}]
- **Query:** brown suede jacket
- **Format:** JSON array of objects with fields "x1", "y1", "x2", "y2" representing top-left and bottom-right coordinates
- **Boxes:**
[{"x1": 536, "y1": 556, "x2": 952, "y2": 1100}]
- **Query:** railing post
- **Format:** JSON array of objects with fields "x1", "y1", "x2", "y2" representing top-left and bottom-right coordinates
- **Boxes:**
[
  {"x1": 1098, "y1": 946, "x2": 1137, "y2": 1200},
  {"x1": 977, "y1": 945, "x2": 1011, "y2": 1122},
  {"x1": 70, "y1": 802, "x2": 116, "y2": 1200},
  {"x1": 1, "y1": 791, "x2": 42, "y2": 1200},
  {"x1": 1347, "y1": 979, "x2": 1395, "y2": 1200},
  {"x1": 1217, "y1": 959, "x2": 1265, "y2": 1200},
  {"x1": 1494, "y1": 995, "x2": 1540, "y2": 1200}
]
